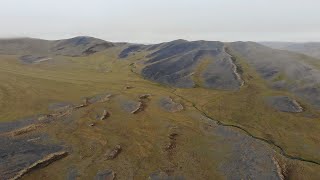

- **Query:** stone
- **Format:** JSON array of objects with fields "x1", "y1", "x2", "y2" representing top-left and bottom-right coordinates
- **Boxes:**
[
  {"x1": 10, "y1": 151, "x2": 68, "y2": 180},
  {"x1": 120, "y1": 98, "x2": 144, "y2": 114},
  {"x1": 131, "y1": 102, "x2": 144, "y2": 114},
  {"x1": 88, "y1": 94, "x2": 112, "y2": 104},
  {"x1": 165, "y1": 141, "x2": 176, "y2": 151},
  {"x1": 75, "y1": 98, "x2": 90, "y2": 109},
  {"x1": 100, "y1": 110, "x2": 110, "y2": 120},
  {"x1": 139, "y1": 94, "x2": 151, "y2": 99},
  {"x1": 168, "y1": 133, "x2": 178, "y2": 140},
  {"x1": 106, "y1": 145, "x2": 122, "y2": 160},
  {"x1": 124, "y1": 86, "x2": 134, "y2": 90}
]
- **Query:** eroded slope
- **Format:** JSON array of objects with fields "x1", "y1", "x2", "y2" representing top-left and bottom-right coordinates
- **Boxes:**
[
  {"x1": 140, "y1": 40, "x2": 243, "y2": 90},
  {"x1": 229, "y1": 41, "x2": 320, "y2": 107}
]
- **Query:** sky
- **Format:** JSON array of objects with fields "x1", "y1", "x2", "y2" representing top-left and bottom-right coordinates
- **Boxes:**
[{"x1": 0, "y1": 0, "x2": 319, "y2": 43}]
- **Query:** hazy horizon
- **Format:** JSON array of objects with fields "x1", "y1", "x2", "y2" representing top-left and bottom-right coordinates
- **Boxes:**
[{"x1": 1, "y1": 0, "x2": 319, "y2": 43}]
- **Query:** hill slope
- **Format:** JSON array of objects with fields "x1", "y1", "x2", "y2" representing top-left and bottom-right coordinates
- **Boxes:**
[
  {"x1": 0, "y1": 36, "x2": 115, "y2": 57},
  {"x1": 133, "y1": 40, "x2": 244, "y2": 90},
  {"x1": 229, "y1": 41, "x2": 320, "y2": 107},
  {"x1": 121, "y1": 40, "x2": 320, "y2": 108}
]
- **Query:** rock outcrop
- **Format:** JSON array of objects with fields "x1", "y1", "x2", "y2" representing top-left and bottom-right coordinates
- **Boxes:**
[
  {"x1": 139, "y1": 94, "x2": 151, "y2": 100},
  {"x1": 10, "y1": 124, "x2": 43, "y2": 136},
  {"x1": 10, "y1": 151, "x2": 68, "y2": 180},
  {"x1": 159, "y1": 97, "x2": 183, "y2": 112},
  {"x1": 131, "y1": 102, "x2": 144, "y2": 114},
  {"x1": 106, "y1": 145, "x2": 122, "y2": 160},
  {"x1": 266, "y1": 96, "x2": 303, "y2": 113},
  {"x1": 99, "y1": 110, "x2": 110, "y2": 120}
]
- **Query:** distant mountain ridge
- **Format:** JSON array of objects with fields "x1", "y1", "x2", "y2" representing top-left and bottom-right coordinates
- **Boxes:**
[
  {"x1": 0, "y1": 36, "x2": 114, "y2": 57},
  {"x1": 260, "y1": 42, "x2": 320, "y2": 59}
]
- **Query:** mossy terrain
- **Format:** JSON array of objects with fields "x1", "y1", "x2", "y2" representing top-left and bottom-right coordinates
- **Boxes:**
[{"x1": 0, "y1": 40, "x2": 320, "y2": 179}]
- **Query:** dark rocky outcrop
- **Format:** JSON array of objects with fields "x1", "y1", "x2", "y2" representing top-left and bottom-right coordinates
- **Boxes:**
[
  {"x1": 74, "y1": 98, "x2": 89, "y2": 109},
  {"x1": 130, "y1": 102, "x2": 144, "y2": 114},
  {"x1": 10, "y1": 124, "x2": 43, "y2": 136},
  {"x1": 10, "y1": 151, "x2": 68, "y2": 180},
  {"x1": 139, "y1": 94, "x2": 151, "y2": 99},
  {"x1": 88, "y1": 94, "x2": 112, "y2": 103},
  {"x1": 0, "y1": 134, "x2": 66, "y2": 179},
  {"x1": 159, "y1": 97, "x2": 183, "y2": 113},
  {"x1": 120, "y1": 99, "x2": 144, "y2": 114},
  {"x1": 266, "y1": 96, "x2": 303, "y2": 113}
]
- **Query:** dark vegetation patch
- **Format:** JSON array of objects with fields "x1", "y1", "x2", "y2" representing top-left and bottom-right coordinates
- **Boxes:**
[
  {"x1": 20, "y1": 55, "x2": 52, "y2": 64},
  {"x1": 83, "y1": 42, "x2": 114, "y2": 55},
  {"x1": 118, "y1": 45, "x2": 145, "y2": 58}
]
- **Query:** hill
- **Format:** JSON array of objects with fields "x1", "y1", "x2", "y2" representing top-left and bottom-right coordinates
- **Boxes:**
[
  {"x1": 0, "y1": 36, "x2": 115, "y2": 57},
  {"x1": 0, "y1": 37, "x2": 320, "y2": 179},
  {"x1": 120, "y1": 40, "x2": 320, "y2": 108}
]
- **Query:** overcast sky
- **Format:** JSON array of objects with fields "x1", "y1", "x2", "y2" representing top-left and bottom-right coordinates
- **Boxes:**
[{"x1": 0, "y1": 0, "x2": 319, "y2": 43}]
